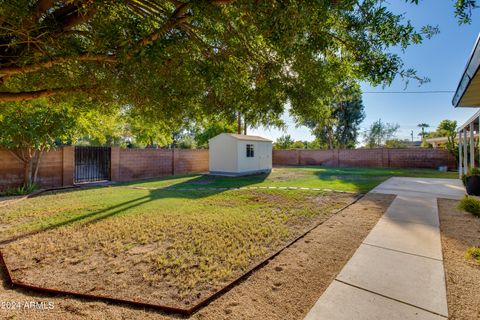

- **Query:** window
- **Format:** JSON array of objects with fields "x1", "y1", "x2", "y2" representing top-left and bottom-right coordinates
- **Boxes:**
[{"x1": 246, "y1": 144, "x2": 254, "y2": 157}]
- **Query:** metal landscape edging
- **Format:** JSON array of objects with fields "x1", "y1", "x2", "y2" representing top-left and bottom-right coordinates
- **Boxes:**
[{"x1": 0, "y1": 192, "x2": 366, "y2": 315}]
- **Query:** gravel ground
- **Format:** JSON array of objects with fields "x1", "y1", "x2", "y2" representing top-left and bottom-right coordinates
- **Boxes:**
[{"x1": 438, "y1": 198, "x2": 480, "y2": 320}]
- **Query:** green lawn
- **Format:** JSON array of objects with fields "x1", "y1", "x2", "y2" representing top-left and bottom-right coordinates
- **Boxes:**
[
  {"x1": 0, "y1": 166, "x2": 457, "y2": 242},
  {"x1": 1, "y1": 186, "x2": 354, "y2": 307},
  {"x1": 120, "y1": 166, "x2": 458, "y2": 193},
  {"x1": 0, "y1": 166, "x2": 457, "y2": 307}
]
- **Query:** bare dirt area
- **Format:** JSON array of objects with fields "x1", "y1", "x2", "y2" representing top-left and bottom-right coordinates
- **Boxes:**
[
  {"x1": 438, "y1": 198, "x2": 480, "y2": 320},
  {"x1": 0, "y1": 193, "x2": 394, "y2": 320}
]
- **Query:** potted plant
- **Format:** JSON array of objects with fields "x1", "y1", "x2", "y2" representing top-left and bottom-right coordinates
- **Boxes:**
[{"x1": 465, "y1": 167, "x2": 480, "y2": 196}]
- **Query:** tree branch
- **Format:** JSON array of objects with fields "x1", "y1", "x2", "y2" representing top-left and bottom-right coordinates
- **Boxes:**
[
  {"x1": 32, "y1": 0, "x2": 56, "y2": 19},
  {"x1": 133, "y1": 0, "x2": 233, "y2": 50},
  {"x1": 8, "y1": 149, "x2": 26, "y2": 164},
  {"x1": 0, "y1": 86, "x2": 94, "y2": 102},
  {"x1": 0, "y1": 54, "x2": 117, "y2": 79}
]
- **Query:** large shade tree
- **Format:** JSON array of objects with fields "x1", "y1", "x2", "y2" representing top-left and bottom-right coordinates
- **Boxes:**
[{"x1": 0, "y1": 1, "x2": 475, "y2": 121}]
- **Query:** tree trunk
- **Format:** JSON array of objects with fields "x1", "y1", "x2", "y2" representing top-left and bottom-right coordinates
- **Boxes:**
[
  {"x1": 237, "y1": 112, "x2": 242, "y2": 134},
  {"x1": 32, "y1": 148, "x2": 44, "y2": 185},
  {"x1": 24, "y1": 159, "x2": 33, "y2": 186},
  {"x1": 243, "y1": 117, "x2": 247, "y2": 135}
]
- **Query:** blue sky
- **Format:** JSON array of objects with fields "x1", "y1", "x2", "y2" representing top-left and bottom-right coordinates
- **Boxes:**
[{"x1": 251, "y1": 0, "x2": 480, "y2": 143}]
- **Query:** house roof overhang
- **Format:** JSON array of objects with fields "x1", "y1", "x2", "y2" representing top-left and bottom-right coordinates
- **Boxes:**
[
  {"x1": 453, "y1": 33, "x2": 480, "y2": 108},
  {"x1": 458, "y1": 108, "x2": 480, "y2": 132}
]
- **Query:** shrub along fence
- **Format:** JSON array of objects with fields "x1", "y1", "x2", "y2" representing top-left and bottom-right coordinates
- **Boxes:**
[{"x1": 0, "y1": 147, "x2": 454, "y2": 190}]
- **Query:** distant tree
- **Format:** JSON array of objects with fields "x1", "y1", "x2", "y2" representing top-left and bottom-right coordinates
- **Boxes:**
[
  {"x1": 307, "y1": 139, "x2": 323, "y2": 150},
  {"x1": 193, "y1": 119, "x2": 237, "y2": 149},
  {"x1": 274, "y1": 135, "x2": 294, "y2": 150},
  {"x1": 292, "y1": 141, "x2": 306, "y2": 149},
  {"x1": 127, "y1": 109, "x2": 175, "y2": 148},
  {"x1": 427, "y1": 120, "x2": 459, "y2": 163},
  {"x1": 363, "y1": 119, "x2": 400, "y2": 148},
  {"x1": 295, "y1": 83, "x2": 365, "y2": 149},
  {"x1": 418, "y1": 123, "x2": 430, "y2": 140},
  {"x1": 0, "y1": 101, "x2": 76, "y2": 186},
  {"x1": 76, "y1": 107, "x2": 128, "y2": 147},
  {"x1": 385, "y1": 139, "x2": 410, "y2": 148},
  {"x1": 177, "y1": 136, "x2": 196, "y2": 149}
]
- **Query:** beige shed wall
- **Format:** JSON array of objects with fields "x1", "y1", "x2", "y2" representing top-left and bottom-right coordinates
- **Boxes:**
[
  {"x1": 236, "y1": 140, "x2": 272, "y2": 173},
  {"x1": 208, "y1": 135, "x2": 238, "y2": 173}
]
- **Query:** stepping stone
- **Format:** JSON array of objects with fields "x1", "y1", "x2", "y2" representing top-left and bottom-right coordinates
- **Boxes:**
[
  {"x1": 304, "y1": 281, "x2": 445, "y2": 320},
  {"x1": 337, "y1": 244, "x2": 448, "y2": 317}
]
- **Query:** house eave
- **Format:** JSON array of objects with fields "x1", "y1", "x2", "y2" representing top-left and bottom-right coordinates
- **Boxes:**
[{"x1": 453, "y1": 33, "x2": 480, "y2": 108}]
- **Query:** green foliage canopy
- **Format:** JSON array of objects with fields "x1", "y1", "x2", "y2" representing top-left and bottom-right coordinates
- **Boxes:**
[
  {"x1": 0, "y1": 0, "x2": 465, "y2": 124},
  {"x1": 0, "y1": 101, "x2": 77, "y2": 184}
]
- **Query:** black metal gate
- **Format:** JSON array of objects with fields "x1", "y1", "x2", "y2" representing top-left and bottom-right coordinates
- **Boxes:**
[{"x1": 74, "y1": 146, "x2": 111, "y2": 183}]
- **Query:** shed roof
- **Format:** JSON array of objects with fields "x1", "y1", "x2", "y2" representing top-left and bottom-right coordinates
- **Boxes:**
[{"x1": 211, "y1": 133, "x2": 272, "y2": 142}]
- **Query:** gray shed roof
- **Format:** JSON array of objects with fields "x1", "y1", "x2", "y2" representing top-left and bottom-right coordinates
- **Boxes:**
[{"x1": 212, "y1": 133, "x2": 272, "y2": 142}]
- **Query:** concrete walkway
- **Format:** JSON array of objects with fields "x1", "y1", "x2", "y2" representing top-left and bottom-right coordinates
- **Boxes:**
[{"x1": 304, "y1": 177, "x2": 465, "y2": 320}]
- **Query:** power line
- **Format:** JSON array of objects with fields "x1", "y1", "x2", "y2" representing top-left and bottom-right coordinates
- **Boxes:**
[{"x1": 363, "y1": 90, "x2": 454, "y2": 94}]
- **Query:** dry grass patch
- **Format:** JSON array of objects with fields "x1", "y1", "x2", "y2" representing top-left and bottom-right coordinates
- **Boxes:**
[{"x1": 1, "y1": 188, "x2": 355, "y2": 309}]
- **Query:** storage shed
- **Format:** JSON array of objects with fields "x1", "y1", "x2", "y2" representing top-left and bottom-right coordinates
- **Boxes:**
[{"x1": 209, "y1": 133, "x2": 272, "y2": 176}]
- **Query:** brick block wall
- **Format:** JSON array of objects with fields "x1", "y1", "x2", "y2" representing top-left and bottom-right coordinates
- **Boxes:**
[
  {"x1": 173, "y1": 149, "x2": 209, "y2": 175},
  {"x1": 299, "y1": 150, "x2": 337, "y2": 166},
  {"x1": 36, "y1": 149, "x2": 63, "y2": 187},
  {"x1": 117, "y1": 148, "x2": 174, "y2": 181},
  {"x1": 115, "y1": 148, "x2": 209, "y2": 181},
  {"x1": 0, "y1": 148, "x2": 65, "y2": 190},
  {"x1": 273, "y1": 148, "x2": 456, "y2": 169},
  {"x1": 0, "y1": 150, "x2": 24, "y2": 189},
  {"x1": 0, "y1": 147, "x2": 455, "y2": 190}
]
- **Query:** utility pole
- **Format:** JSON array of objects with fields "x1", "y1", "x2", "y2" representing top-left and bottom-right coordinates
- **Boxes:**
[{"x1": 411, "y1": 130, "x2": 414, "y2": 143}]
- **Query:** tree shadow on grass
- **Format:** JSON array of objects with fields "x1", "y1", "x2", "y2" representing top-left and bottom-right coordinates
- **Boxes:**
[
  {"x1": 0, "y1": 174, "x2": 270, "y2": 245},
  {"x1": 118, "y1": 172, "x2": 271, "y2": 189}
]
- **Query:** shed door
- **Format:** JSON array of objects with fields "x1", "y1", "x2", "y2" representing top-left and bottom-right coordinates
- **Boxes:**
[{"x1": 258, "y1": 143, "x2": 269, "y2": 169}]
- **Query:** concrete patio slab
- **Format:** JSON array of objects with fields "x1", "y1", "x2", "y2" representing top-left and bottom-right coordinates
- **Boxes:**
[
  {"x1": 304, "y1": 281, "x2": 445, "y2": 320},
  {"x1": 363, "y1": 218, "x2": 442, "y2": 260},
  {"x1": 370, "y1": 177, "x2": 465, "y2": 199},
  {"x1": 382, "y1": 196, "x2": 439, "y2": 226},
  {"x1": 336, "y1": 244, "x2": 448, "y2": 317}
]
